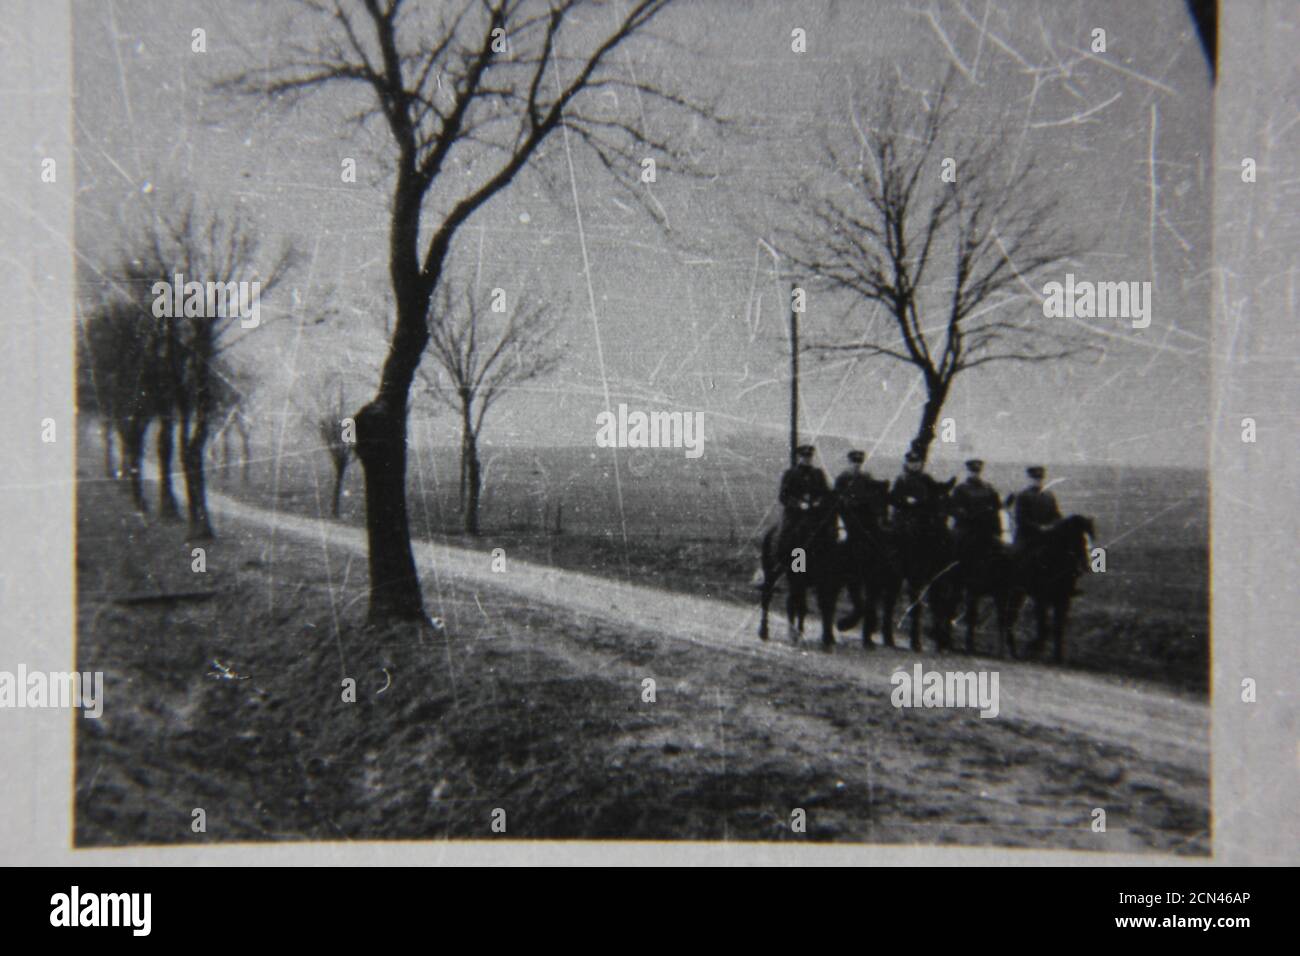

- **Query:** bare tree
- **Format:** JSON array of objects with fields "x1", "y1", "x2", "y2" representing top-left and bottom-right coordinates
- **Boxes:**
[
  {"x1": 129, "y1": 201, "x2": 294, "y2": 538},
  {"x1": 80, "y1": 298, "x2": 163, "y2": 513},
  {"x1": 780, "y1": 76, "x2": 1092, "y2": 463},
  {"x1": 210, "y1": 366, "x2": 257, "y2": 485},
  {"x1": 109, "y1": 254, "x2": 186, "y2": 520},
  {"x1": 316, "y1": 378, "x2": 356, "y2": 519},
  {"x1": 75, "y1": 304, "x2": 120, "y2": 482},
  {"x1": 419, "y1": 282, "x2": 559, "y2": 535},
  {"x1": 221, "y1": 0, "x2": 709, "y2": 624}
]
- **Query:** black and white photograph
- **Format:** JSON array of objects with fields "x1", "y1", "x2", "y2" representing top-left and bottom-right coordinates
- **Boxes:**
[{"x1": 1, "y1": 0, "x2": 1295, "y2": 880}]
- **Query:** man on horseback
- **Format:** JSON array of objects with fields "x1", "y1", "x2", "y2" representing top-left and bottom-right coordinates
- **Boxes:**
[
  {"x1": 834, "y1": 450, "x2": 889, "y2": 537},
  {"x1": 1001, "y1": 467, "x2": 1091, "y2": 662},
  {"x1": 889, "y1": 450, "x2": 949, "y2": 534},
  {"x1": 758, "y1": 443, "x2": 837, "y2": 646},
  {"x1": 951, "y1": 459, "x2": 1008, "y2": 655},
  {"x1": 780, "y1": 444, "x2": 832, "y2": 526},
  {"x1": 1007, "y1": 465, "x2": 1062, "y2": 548},
  {"x1": 833, "y1": 450, "x2": 891, "y2": 636},
  {"x1": 950, "y1": 459, "x2": 1003, "y2": 555},
  {"x1": 888, "y1": 449, "x2": 959, "y2": 651}
]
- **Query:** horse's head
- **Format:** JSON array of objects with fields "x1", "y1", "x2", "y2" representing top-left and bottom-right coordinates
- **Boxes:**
[
  {"x1": 1062, "y1": 514, "x2": 1096, "y2": 565},
  {"x1": 1064, "y1": 514, "x2": 1096, "y2": 539}
]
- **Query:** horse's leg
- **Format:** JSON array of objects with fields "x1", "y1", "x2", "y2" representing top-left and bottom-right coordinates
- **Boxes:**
[
  {"x1": 1033, "y1": 599, "x2": 1049, "y2": 654},
  {"x1": 1053, "y1": 597, "x2": 1069, "y2": 664},
  {"x1": 909, "y1": 582, "x2": 923, "y2": 653},
  {"x1": 818, "y1": 575, "x2": 836, "y2": 650},
  {"x1": 1001, "y1": 591, "x2": 1018, "y2": 660},
  {"x1": 992, "y1": 589, "x2": 1006, "y2": 660},
  {"x1": 786, "y1": 584, "x2": 799, "y2": 644},
  {"x1": 932, "y1": 577, "x2": 954, "y2": 654},
  {"x1": 862, "y1": 575, "x2": 877, "y2": 648},
  {"x1": 797, "y1": 579, "x2": 809, "y2": 641},
  {"x1": 965, "y1": 589, "x2": 978, "y2": 656},
  {"x1": 758, "y1": 577, "x2": 772, "y2": 641},
  {"x1": 881, "y1": 575, "x2": 898, "y2": 648},
  {"x1": 837, "y1": 560, "x2": 864, "y2": 631}
]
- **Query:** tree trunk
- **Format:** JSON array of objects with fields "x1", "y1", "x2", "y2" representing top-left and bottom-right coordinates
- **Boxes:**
[
  {"x1": 181, "y1": 418, "x2": 214, "y2": 539},
  {"x1": 120, "y1": 422, "x2": 147, "y2": 513},
  {"x1": 331, "y1": 458, "x2": 347, "y2": 519},
  {"x1": 156, "y1": 414, "x2": 181, "y2": 520},
  {"x1": 464, "y1": 440, "x2": 481, "y2": 537},
  {"x1": 458, "y1": 435, "x2": 468, "y2": 510},
  {"x1": 355, "y1": 396, "x2": 424, "y2": 621},
  {"x1": 354, "y1": 182, "x2": 439, "y2": 624},
  {"x1": 459, "y1": 398, "x2": 482, "y2": 536},
  {"x1": 910, "y1": 379, "x2": 950, "y2": 465},
  {"x1": 239, "y1": 421, "x2": 251, "y2": 484},
  {"x1": 101, "y1": 419, "x2": 116, "y2": 479}
]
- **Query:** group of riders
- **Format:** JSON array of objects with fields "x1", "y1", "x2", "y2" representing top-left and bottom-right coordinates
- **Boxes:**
[
  {"x1": 779, "y1": 444, "x2": 1064, "y2": 555},
  {"x1": 759, "y1": 442, "x2": 1091, "y2": 660}
]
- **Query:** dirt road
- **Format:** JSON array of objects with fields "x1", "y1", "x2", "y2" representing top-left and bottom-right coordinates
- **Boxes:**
[{"x1": 208, "y1": 490, "x2": 1208, "y2": 778}]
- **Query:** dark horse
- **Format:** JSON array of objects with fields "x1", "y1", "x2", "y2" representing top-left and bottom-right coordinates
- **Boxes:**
[
  {"x1": 832, "y1": 484, "x2": 903, "y2": 649},
  {"x1": 758, "y1": 505, "x2": 840, "y2": 647},
  {"x1": 1006, "y1": 515, "x2": 1095, "y2": 663},
  {"x1": 956, "y1": 534, "x2": 1016, "y2": 657},
  {"x1": 960, "y1": 515, "x2": 1095, "y2": 661},
  {"x1": 888, "y1": 480, "x2": 961, "y2": 652}
]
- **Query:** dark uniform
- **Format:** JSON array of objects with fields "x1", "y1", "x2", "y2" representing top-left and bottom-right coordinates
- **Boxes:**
[
  {"x1": 1009, "y1": 484, "x2": 1061, "y2": 545},
  {"x1": 779, "y1": 462, "x2": 831, "y2": 519},
  {"x1": 834, "y1": 468, "x2": 890, "y2": 538},
  {"x1": 950, "y1": 475, "x2": 1002, "y2": 548},
  {"x1": 890, "y1": 469, "x2": 948, "y2": 533}
]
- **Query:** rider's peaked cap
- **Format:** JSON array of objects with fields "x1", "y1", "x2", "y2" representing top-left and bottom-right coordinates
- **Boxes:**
[
  {"x1": 1026, "y1": 465, "x2": 1046, "y2": 478},
  {"x1": 795, "y1": 444, "x2": 816, "y2": 457},
  {"x1": 965, "y1": 458, "x2": 984, "y2": 470},
  {"x1": 847, "y1": 450, "x2": 866, "y2": 463}
]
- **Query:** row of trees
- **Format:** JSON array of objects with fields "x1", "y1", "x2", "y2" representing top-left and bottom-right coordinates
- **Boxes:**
[
  {"x1": 80, "y1": 200, "x2": 558, "y2": 545},
  {"x1": 78, "y1": 204, "x2": 292, "y2": 538}
]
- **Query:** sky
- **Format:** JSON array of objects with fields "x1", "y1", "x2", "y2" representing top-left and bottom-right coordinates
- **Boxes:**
[{"x1": 73, "y1": 0, "x2": 1214, "y2": 469}]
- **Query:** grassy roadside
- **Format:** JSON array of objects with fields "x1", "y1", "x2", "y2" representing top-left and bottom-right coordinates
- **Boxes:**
[{"x1": 75, "y1": 472, "x2": 867, "y2": 845}]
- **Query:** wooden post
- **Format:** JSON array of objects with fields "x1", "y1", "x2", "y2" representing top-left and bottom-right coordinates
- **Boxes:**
[{"x1": 789, "y1": 282, "x2": 799, "y2": 468}]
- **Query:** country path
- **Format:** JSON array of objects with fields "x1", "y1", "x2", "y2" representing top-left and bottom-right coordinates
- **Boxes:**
[{"x1": 204, "y1": 487, "x2": 1210, "y2": 779}]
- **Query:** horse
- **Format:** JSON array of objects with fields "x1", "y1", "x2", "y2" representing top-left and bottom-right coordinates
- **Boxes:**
[
  {"x1": 887, "y1": 479, "x2": 961, "y2": 652},
  {"x1": 758, "y1": 504, "x2": 841, "y2": 647},
  {"x1": 1004, "y1": 514, "x2": 1095, "y2": 663},
  {"x1": 832, "y1": 491, "x2": 904, "y2": 649},
  {"x1": 955, "y1": 533, "x2": 1017, "y2": 658}
]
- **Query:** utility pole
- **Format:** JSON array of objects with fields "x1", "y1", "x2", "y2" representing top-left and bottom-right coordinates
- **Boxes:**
[{"x1": 789, "y1": 282, "x2": 799, "y2": 468}]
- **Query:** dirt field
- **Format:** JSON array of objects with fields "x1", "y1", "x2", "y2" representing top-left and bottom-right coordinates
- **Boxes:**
[{"x1": 76, "y1": 449, "x2": 1209, "y2": 852}]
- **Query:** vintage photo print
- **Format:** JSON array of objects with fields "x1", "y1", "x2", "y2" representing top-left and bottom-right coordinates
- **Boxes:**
[{"x1": 0, "y1": 0, "x2": 1294, "y2": 867}]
